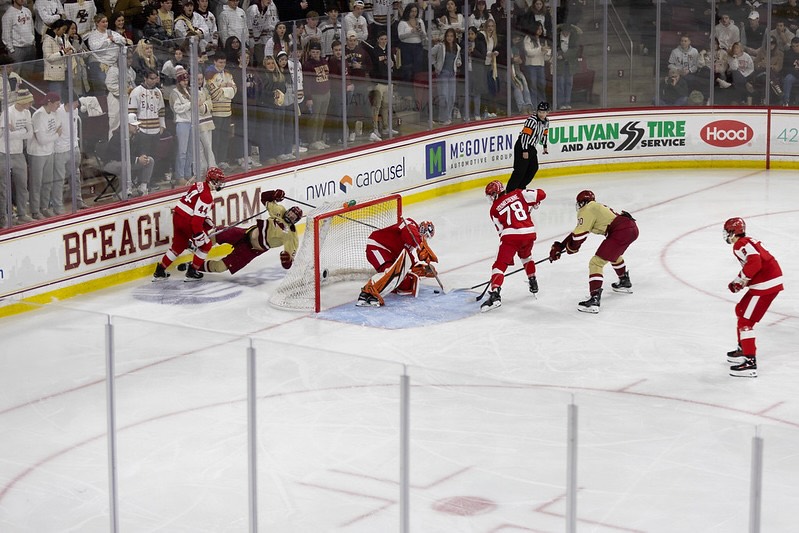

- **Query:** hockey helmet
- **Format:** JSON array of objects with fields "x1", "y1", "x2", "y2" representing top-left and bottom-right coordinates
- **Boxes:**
[
  {"x1": 485, "y1": 180, "x2": 504, "y2": 201},
  {"x1": 723, "y1": 217, "x2": 746, "y2": 243},
  {"x1": 283, "y1": 206, "x2": 303, "y2": 225},
  {"x1": 419, "y1": 220, "x2": 435, "y2": 239},
  {"x1": 576, "y1": 189, "x2": 595, "y2": 210},
  {"x1": 537, "y1": 101, "x2": 550, "y2": 112},
  {"x1": 205, "y1": 166, "x2": 226, "y2": 191}
]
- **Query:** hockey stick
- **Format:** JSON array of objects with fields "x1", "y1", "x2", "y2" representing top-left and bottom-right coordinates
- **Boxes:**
[
  {"x1": 285, "y1": 196, "x2": 380, "y2": 230},
  {"x1": 209, "y1": 207, "x2": 270, "y2": 238},
  {"x1": 474, "y1": 257, "x2": 551, "y2": 301}
]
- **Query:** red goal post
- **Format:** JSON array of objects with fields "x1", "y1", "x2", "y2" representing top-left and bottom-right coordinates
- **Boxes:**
[{"x1": 269, "y1": 194, "x2": 403, "y2": 312}]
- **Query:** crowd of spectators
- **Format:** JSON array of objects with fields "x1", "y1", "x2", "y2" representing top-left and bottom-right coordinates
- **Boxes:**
[{"x1": 1, "y1": 0, "x2": 798, "y2": 228}]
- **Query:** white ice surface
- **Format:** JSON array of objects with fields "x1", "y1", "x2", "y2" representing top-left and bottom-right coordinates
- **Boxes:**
[{"x1": 1, "y1": 169, "x2": 798, "y2": 532}]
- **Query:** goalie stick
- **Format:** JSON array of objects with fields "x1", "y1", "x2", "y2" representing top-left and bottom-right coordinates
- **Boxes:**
[{"x1": 473, "y1": 257, "x2": 551, "y2": 301}]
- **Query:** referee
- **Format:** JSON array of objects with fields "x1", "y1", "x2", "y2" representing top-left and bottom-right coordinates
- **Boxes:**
[{"x1": 507, "y1": 101, "x2": 550, "y2": 192}]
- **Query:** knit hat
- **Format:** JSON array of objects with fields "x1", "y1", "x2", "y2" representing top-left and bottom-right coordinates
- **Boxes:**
[
  {"x1": 175, "y1": 65, "x2": 189, "y2": 81},
  {"x1": 309, "y1": 41, "x2": 322, "y2": 51},
  {"x1": 15, "y1": 88, "x2": 33, "y2": 106}
]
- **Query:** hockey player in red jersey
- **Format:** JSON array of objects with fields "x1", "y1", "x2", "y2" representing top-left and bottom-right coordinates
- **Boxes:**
[
  {"x1": 481, "y1": 180, "x2": 546, "y2": 312},
  {"x1": 723, "y1": 217, "x2": 784, "y2": 378},
  {"x1": 356, "y1": 218, "x2": 438, "y2": 307},
  {"x1": 549, "y1": 190, "x2": 638, "y2": 313},
  {"x1": 176, "y1": 189, "x2": 302, "y2": 275},
  {"x1": 153, "y1": 167, "x2": 226, "y2": 281}
]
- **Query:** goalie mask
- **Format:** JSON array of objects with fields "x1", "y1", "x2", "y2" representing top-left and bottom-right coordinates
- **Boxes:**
[
  {"x1": 283, "y1": 206, "x2": 303, "y2": 225},
  {"x1": 205, "y1": 166, "x2": 226, "y2": 191},
  {"x1": 418, "y1": 220, "x2": 435, "y2": 239},
  {"x1": 723, "y1": 217, "x2": 746, "y2": 244}
]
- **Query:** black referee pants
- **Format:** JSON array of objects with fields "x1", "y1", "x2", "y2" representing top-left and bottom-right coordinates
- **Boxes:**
[{"x1": 506, "y1": 141, "x2": 539, "y2": 192}]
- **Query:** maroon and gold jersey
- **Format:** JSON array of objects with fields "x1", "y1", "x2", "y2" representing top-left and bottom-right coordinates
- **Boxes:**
[
  {"x1": 489, "y1": 188, "x2": 546, "y2": 239},
  {"x1": 566, "y1": 200, "x2": 619, "y2": 253},
  {"x1": 733, "y1": 236, "x2": 783, "y2": 295}
]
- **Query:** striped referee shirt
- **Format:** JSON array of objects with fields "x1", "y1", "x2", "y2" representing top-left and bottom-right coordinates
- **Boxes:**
[{"x1": 518, "y1": 115, "x2": 549, "y2": 151}]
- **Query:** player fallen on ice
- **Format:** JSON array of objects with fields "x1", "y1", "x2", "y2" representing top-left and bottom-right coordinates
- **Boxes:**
[
  {"x1": 481, "y1": 180, "x2": 547, "y2": 313},
  {"x1": 722, "y1": 217, "x2": 783, "y2": 378},
  {"x1": 549, "y1": 190, "x2": 639, "y2": 313},
  {"x1": 152, "y1": 166, "x2": 227, "y2": 281},
  {"x1": 356, "y1": 218, "x2": 438, "y2": 307},
  {"x1": 176, "y1": 189, "x2": 302, "y2": 275}
]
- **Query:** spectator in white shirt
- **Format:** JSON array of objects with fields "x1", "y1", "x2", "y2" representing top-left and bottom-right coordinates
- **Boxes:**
[
  {"x1": 54, "y1": 96, "x2": 87, "y2": 212},
  {"x1": 0, "y1": 89, "x2": 34, "y2": 225},
  {"x1": 28, "y1": 92, "x2": 63, "y2": 219},
  {"x1": 2, "y1": 0, "x2": 37, "y2": 78}
]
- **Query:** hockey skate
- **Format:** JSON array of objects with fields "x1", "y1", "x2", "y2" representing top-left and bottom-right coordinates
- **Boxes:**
[
  {"x1": 184, "y1": 264, "x2": 204, "y2": 281},
  {"x1": 729, "y1": 356, "x2": 757, "y2": 378},
  {"x1": 577, "y1": 288, "x2": 602, "y2": 314},
  {"x1": 152, "y1": 263, "x2": 170, "y2": 281},
  {"x1": 727, "y1": 346, "x2": 746, "y2": 364},
  {"x1": 355, "y1": 280, "x2": 384, "y2": 307},
  {"x1": 611, "y1": 272, "x2": 633, "y2": 294},
  {"x1": 480, "y1": 288, "x2": 502, "y2": 312},
  {"x1": 528, "y1": 276, "x2": 538, "y2": 294}
]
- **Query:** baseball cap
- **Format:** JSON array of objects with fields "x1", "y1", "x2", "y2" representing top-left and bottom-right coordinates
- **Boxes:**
[
  {"x1": 353, "y1": 0, "x2": 365, "y2": 7},
  {"x1": 44, "y1": 91, "x2": 61, "y2": 104},
  {"x1": 748, "y1": 11, "x2": 759, "y2": 19},
  {"x1": 127, "y1": 113, "x2": 141, "y2": 126},
  {"x1": 346, "y1": 30, "x2": 358, "y2": 39}
]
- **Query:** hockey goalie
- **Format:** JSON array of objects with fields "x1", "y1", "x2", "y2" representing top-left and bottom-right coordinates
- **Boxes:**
[{"x1": 356, "y1": 218, "x2": 438, "y2": 307}]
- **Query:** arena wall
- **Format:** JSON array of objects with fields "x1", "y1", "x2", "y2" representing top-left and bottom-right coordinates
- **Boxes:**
[{"x1": 1, "y1": 107, "x2": 796, "y2": 314}]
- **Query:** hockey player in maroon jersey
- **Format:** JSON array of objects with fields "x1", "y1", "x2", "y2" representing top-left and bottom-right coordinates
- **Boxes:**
[
  {"x1": 506, "y1": 101, "x2": 549, "y2": 192},
  {"x1": 723, "y1": 217, "x2": 784, "y2": 378},
  {"x1": 152, "y1": 166, "x2": 226, "y2": 281},
  {"x1": 549, "y1": 190, "x2": 639, "y2": 313},
  {"x1": 356, "y1": 218, "x2": 438, "y2": 307},
  {"x1": 176, "y1": 189, "x2": 302, "y2": 275},
  {"x1": 481, "y1": 180, "x2": 547, "y2": 312}
]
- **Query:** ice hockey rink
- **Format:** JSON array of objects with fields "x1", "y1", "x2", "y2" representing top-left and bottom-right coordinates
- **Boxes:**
[{"x1": 1, "y1": 168, "x2": 798, "y2": 532}]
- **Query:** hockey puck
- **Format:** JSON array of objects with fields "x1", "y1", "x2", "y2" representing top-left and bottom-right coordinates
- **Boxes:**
[
  {"x1": 434, "y1": 290, "x2": 441, "y2": 294},
  {"x1": 322, "y1": 268, "x2": 329, "y2": 279}
]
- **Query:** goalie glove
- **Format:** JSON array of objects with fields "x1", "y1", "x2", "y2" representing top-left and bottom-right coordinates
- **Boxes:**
[
  {"x1": 191, "y1": 232, "x2": 210, "y2": 249},
  {"x1": 417, "y1": 239, "x2": 438, "y2": 263},
  {"x1": 411, "y1": 262, "x2": 437, "y2": 278},
  {"x1": 728, "y1": 275, "x2": 748, "y2": 293},
  {"x1": 260, "y1": 189, "x2": 286, "y2": 205},
  {"x1": 549, "y1": 241, "x2": 565, "y2": 262},
  {"x1": 280, "y1": 251, "x2": 293, "y2": 269}
]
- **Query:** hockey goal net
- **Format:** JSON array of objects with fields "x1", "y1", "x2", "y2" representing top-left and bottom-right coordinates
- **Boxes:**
[{"x1": 269, "y1": 194, "x2": 403, "y2": 312}]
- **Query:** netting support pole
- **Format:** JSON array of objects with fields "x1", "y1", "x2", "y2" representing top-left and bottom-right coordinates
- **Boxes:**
[
  {"x1": 566, "y1": 397, "x2": 578, "y2": 533},
  {"x1": 105, "y1": 316, "x2": 119, "y2": 533},
  {"x1": 749, "y1": 426, "x2": 763, "y2": 533},
  {"x1": 400, "y1": 369, "x2": 410, "y2": 533},
  {"x1": 247, "y1": 340, "x2": 258, "y2": 533}
]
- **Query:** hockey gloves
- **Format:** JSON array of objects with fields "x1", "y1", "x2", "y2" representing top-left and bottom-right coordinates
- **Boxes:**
[
  {"x1": 280, "y1": 251, "x2": 293, "y2": 269},
  {"x1": 549, "y1": 241, "x2": 565, "y2": 262},
  {"x1": 191, "y1": 232, "x2": 210, "y2": 249},
  {"x1": 728, "y1": 276, "x2": 748, "y2": 293},
  {"x1": 417, "y1": 240, "x2": 438, "y2": 263},
  {"x1": 260, "y1": 189, "x2": 286, "y2": 204}
]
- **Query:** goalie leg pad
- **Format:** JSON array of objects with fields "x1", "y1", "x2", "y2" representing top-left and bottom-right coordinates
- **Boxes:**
[
  {"x1": 370, "y1": 249, "x2": 414, "y2": 297},
  {"x1": 394, "y1": 272, "x2": 420, "y2": 297}
]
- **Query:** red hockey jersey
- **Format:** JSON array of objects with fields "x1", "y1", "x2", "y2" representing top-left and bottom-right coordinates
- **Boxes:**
[
  {"x1": 174, "y1": 182, "x2": 214, "y2": 235},
  {"x1": 365, "y1": 218, "x2": 422, "y2": 271},
  {"x1": 733, "y1": 236, "x2": 783, "y2": 295},
  {"x1": 489, "y1": 189, "x2": 546, "y2": 239}
]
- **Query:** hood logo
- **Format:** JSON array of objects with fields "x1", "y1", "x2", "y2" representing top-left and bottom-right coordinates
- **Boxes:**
[
  {"x1": 339, "y1": 175, "x2": 352, "y2": 193},
  {"x1": 701, "y1": 120, "x2": 753, "y2": 147}
]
